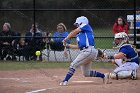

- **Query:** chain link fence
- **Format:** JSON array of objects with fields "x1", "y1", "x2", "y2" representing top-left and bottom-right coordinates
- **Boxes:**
[{"x1": 0, "y1": 0, "x2": 140, "y2": 62}]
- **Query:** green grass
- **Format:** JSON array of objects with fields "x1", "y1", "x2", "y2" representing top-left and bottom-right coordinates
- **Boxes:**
[
  {"x1": 0, "y1": 61, "x2": 114, "y2": 71},
  {"x1": 0, "y1": 61, "x2": 69, "y2": 71},
  {"x1": 94, "y1": 28, "x2": 113, "y2": 37},
  {"x1": 95, "y1": 38, "x2": 114, "y2": 48},
  {"x1": 93, "y1": 62, "x2": 114, "y2": 69}
]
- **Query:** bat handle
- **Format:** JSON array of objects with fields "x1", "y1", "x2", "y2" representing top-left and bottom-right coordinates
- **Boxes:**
[{"x1": 64, "y1": 47, "x2": 68, "y2": 59}]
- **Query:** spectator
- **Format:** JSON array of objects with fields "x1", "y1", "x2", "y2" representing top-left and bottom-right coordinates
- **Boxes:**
[
  {"x1": 47, "y1": 23, "x2": 70, "y2": 51},
  {"x1": 15, "y1": 38, "x2": 26, "y2": 61},
  {"x1": 52, "y1": 23, "x2": 70, "y2": 43},
  {"x1": 42, "y1": 32, "x2": 52, "y2": 49},
  {"x1": 113, "y1": 16, "x2": 129, "y2": 34},
  {"x1": 12, "y1": 32, "x2": 21, "y2": 60},
  {"x1": 0, "y1": 22, "x2": 16, "y2": 60},
  {"x1": 48, "y1": 23, "x2": 70, "y2": 51},
  {"x1": 24, "y1": 23, "x2": 44, "y2": 61}
]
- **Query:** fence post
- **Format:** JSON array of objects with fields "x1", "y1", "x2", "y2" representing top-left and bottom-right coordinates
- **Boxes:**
[{"x1": 133, "y1": 0, "x2": 136, "y2": 45}]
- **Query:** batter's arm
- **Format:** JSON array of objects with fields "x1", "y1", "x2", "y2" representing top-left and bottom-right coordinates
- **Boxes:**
[
  {"x1": 63, "y1": 27, "x2": 81, "y2": 46},
  {"x1": 64, "y1": 28, "x2": 81, "y2": 42}
]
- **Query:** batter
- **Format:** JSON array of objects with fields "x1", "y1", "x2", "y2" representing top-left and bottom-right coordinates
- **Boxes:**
[{"x1": 60, "y1": 16, "x2": 109, "y2": 86}]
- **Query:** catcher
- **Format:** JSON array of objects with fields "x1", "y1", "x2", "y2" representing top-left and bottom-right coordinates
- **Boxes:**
[{"x1": 108, "y1": 32, "x2": 139, "y2": 80}]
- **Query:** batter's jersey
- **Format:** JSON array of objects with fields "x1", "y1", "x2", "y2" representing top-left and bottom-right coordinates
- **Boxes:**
[
  {"x1": 119, "y1": 44, "x2": 139, "y2": 65},
  {"x1": 76, "y1": 24, "x2": 95, "y2": 50}
]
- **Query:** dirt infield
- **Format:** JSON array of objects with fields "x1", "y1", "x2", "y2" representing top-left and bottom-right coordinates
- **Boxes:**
[{"x1": 0, "y1": 68, "x2": 140, "y2": 93}]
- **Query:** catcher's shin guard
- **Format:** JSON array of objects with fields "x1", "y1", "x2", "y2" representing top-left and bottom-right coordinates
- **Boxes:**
[
  {"x1": 110, "y1": 71, "x2": 133, "y2": 79},
  {"x1": 131, "y1": 70, "x2": 137, "y2": 80},
  {"x1": 109, "y1": 73, "x2": 118, "y2": 79}
]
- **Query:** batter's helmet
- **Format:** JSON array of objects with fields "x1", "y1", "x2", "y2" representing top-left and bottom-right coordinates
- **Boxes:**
[{"x1": 74, "y1": 16, "x2": 89, "y2": 27}]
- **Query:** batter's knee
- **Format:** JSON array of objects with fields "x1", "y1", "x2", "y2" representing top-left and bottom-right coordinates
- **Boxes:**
[
  {"x1": 70, "y1": 62, "x2": 78, "y2": 69},
  {"x1": 82, "y1": 71, "x2": 90, "y2": 77}
]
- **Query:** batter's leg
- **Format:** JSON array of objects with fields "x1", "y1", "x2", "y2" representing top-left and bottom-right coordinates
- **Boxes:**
[
  {"x1": 81, "y1": 61, "x2": 105, "y2": 78},
  {"x1": 61, "y1": 50, "x2": 92, "y2": 84},
  {"x1": 81, "y1": 61, "x2": 109, "y2": 84}
]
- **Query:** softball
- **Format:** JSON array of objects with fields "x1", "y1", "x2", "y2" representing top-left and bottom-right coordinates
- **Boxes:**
[{"x1": 35, "y1": 51, "x2": 41, "y2": 56}]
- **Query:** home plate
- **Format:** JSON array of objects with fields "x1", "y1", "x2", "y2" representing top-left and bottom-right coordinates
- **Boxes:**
[{"x1": 72, "y1": 81, "x2": 94, "y2": 83}]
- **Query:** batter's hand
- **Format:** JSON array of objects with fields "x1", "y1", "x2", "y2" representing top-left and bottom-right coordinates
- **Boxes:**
[{"x1": 62, "y1": 38, "x2": 67, "y2": 46}]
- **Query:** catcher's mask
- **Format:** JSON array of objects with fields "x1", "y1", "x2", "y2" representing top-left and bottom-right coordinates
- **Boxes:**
[{"x1": 114, "y1": 32, "x2": 129, "y2": 47}]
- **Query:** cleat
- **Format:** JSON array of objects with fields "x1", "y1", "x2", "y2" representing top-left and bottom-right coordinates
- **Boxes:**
[
  {"x1": 131, "y1": 70, "x2": 137, "y2": 80},
  {"x1": 103, "y1": 73, "x2": 109, "y2": 84},
  {"x1": 59, "y1": 81, "x2": 68, "y2": 86}
]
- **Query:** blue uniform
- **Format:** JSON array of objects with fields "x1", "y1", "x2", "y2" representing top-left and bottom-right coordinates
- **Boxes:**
[
  {"x1": 53, "y1": 31, "x2": 70, "y2": 43},
  {"x1": 60, "y1": 16, "x2": 106, "y2": 85},
  {"x1": 119, "y1": 44, "x2": 139, "y2": 65},
  {"x1": 76, "y1": 24, "x2": 95, "y2": 49}
]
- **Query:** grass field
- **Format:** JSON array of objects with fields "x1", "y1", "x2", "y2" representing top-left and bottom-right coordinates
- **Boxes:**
[{"x1": 0, "y1": 61, "x2": 114, "y2": 71}]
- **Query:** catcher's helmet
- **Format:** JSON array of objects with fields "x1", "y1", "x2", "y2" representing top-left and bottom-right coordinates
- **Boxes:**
[{"x1": 114, "y1": 32, "x2": 129, "y2": 47}]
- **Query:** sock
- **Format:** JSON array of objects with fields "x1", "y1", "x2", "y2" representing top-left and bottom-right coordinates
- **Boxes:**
[
  {"x1": 90, "y1": 70, "x2": 105, "y2": 78},
  {"x1": 63, "y1": 68, "x2": 75, "y2": 82}
]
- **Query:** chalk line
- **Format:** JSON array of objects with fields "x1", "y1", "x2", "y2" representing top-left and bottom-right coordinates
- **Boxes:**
[{"x1": 25, "y1": 87, "x2": 60, "y2": 93}]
